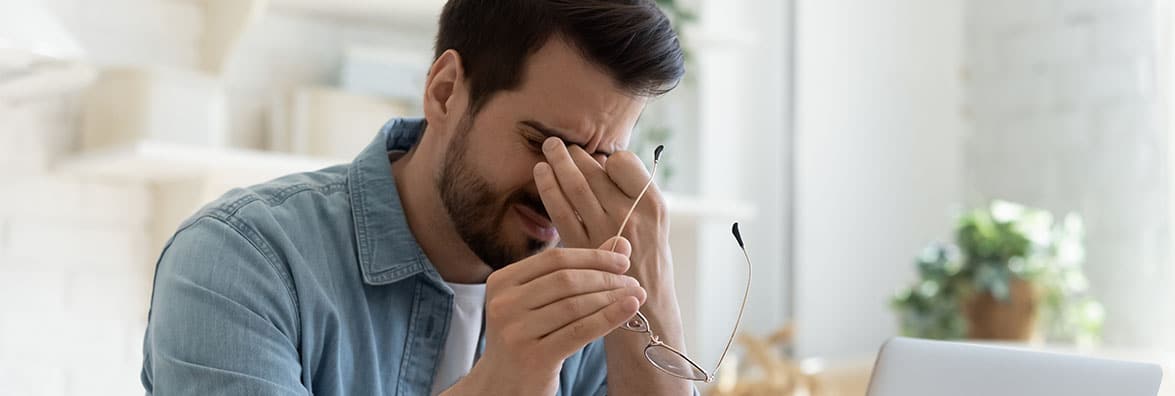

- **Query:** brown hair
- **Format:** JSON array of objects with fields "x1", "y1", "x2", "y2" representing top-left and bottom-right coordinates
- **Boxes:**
[{"x1": 435, "y1": 0, "x2": 685, "y2": 113}]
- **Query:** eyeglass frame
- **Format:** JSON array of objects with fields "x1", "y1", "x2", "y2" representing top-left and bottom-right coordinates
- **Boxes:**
[{"x1": 607, "y1": 145, "x2": 752, "y2": 383}]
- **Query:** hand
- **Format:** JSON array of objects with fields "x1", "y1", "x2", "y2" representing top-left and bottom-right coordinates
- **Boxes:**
[
  {"x1": 533, "y1": 138, "x2": 691, "y2": 395},
  {"x1": 533, "y1": 137, "x2": 672, "y2": 296},
  {"x1": 443, "y1": 237, "x2": 647, "y2": 395}
]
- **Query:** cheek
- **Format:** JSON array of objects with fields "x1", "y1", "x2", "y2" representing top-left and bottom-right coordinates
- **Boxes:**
[
  {"x1": 474, "y1": 151, "x2": 541, "y2": 196},
  {"x1": 459, "y1": 123, "x2": 543, "y2": 195},
  {"x1": 507, "y1": 158, "x2": 542, "y2": 193}
]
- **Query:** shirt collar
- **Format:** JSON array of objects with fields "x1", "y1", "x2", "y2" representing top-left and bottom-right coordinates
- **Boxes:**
[{"x1": 348, "y1": 117, "x2": 444, "y2": 286}]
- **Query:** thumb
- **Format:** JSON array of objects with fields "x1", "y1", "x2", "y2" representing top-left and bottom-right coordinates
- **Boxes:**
[{"x1": 600, "y1": 236, "x2": 631, "y2": 257}]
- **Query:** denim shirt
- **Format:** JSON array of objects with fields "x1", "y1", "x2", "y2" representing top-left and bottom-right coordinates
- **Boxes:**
[{"x1": 141, "y1": 118, "x2": 612, "y2": 395}]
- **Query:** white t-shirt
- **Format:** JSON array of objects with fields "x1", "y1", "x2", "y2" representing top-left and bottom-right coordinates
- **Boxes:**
[{"x1": 430, "y1": 282, "x2": 487, "y2": 395}]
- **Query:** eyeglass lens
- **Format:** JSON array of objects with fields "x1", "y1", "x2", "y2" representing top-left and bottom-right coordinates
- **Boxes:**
[{"x1": 645, "y1": 344, "x2": 709, "y2": 381}]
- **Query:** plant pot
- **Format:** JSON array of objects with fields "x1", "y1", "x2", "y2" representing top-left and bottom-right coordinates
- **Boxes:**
[{"x1": 962, "y1": 278, "x2": 1040, "y2": 340}]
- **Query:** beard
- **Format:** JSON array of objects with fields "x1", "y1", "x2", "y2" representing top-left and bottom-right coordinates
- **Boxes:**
[{"x1": 437, "y1": 114, "x2": 551, "y2": 270}]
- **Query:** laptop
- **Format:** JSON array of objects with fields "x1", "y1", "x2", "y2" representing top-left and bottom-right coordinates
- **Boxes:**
[{"x1": 866, "y1": 337, "x2": 1163, "y2": 396}]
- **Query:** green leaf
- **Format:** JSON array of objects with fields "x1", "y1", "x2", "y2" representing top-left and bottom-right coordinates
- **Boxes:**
[{"x1": 894, "y1": 201, "x2": 1102, "y2": 343}]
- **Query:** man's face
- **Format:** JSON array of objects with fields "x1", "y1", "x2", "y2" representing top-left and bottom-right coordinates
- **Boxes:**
[{"x1": 436, "y1": 37, "x2": 646, "y2": 270}]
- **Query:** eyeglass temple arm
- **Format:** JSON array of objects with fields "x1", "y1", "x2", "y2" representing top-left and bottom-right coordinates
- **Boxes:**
[
  {"x1": 710, "y1": 223, "x2": 752, "y2": 378},
  {"x1": 609, "y1": 145, "x2": 662, "y2": 251}
]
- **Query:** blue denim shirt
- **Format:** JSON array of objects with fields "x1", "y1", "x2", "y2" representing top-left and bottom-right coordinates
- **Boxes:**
[{"x1": 141, "y1": 118, "x2": 613, "y2": 395}]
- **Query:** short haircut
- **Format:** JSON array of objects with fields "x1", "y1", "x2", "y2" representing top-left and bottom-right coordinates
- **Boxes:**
[{"x1": 435, "y1": 0, "x2": 686, "y2": 113}]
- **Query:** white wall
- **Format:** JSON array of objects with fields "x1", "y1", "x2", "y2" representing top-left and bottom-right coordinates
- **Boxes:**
[
  {"x1": 728, "y1": 0, "x2": 791, "y2": 341},
  {"x1": 0, "y1": 2, "x2": 198, "y2": 394},
  {"x1": 963, "y1": 0, "x2": 1174, "y2": 351},
  {"x1": 675, "y1": 0, "x2": 792, "y2": 367},
  {"x1": 0, "y1": 89, "x2": 153, "y2": 395},
  {"x1": 45, "y1": 0, "x2": 204, "y2": 69},
  {"x1": 793, "y1": 0, "x2": 965, "y2": 359}
]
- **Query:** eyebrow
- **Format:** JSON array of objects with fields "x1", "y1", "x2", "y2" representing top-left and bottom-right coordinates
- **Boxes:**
[{"x1": 521, "y1": 120, "x2": 614, "y2": 157}]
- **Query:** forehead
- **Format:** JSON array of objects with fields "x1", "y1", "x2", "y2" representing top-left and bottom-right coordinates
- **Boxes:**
[{"x1": 492, "y1": 37, "x2": 646, "y2": 151}]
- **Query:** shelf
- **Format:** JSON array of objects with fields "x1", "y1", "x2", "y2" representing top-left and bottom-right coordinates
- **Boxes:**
[
  {"x1": 56, "y1": 140, "x2": 348, "y2": 183},
  {"x1": 0, "y1": 49, "x2": 95, "y2": 100},
  {"x1": 56, "y1": 140, "x2": 755, "y2": 220}
]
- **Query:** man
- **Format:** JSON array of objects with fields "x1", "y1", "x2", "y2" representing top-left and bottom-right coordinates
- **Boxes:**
[{"x1": 141, "y1": 0, "x2": 693, "y2": 394}]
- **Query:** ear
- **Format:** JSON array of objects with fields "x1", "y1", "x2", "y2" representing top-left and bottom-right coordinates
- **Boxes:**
[{"x1": 423, "y1": 49, "x2": 467, "y2": 131}]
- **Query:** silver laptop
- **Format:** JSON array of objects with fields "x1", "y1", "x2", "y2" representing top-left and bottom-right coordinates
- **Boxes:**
[{"x1": 867, "y1": 337, "x2": 1163, "y2": 396}]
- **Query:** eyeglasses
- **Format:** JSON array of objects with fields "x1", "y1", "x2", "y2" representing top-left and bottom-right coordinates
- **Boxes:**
[{"x1": 608, "y1": 145, "x2": 752, "y2": 383}]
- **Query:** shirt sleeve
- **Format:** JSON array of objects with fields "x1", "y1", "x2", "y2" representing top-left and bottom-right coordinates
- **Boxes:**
[{"x1": 141, "y1": 216, "x2": 306, "y2": 395}]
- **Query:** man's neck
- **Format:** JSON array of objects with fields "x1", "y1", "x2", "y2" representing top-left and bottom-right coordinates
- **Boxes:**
[{"x1": 390, "y1": 147, "x2": 493, "y2": 284}]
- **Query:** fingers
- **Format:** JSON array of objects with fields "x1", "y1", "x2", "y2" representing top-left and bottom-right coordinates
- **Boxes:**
[
  {"x1": 605, "y1": 151, "x2": 657, "y2": 199},
  {"x1": 535, "y1": 162, "x2": 587, "y2": 246},
  {"x1": 601, "y1": 235, "x2": 631, "y2": 255},
  {"x1": 491, "y1": 247, "x2": 631, "y2": 287},
  {"x1": 593, "y1": 153, "x2": 608, "y2": 167},
  {"x1": 566, "y1": 144, "x2": 605, "y2": 173},
  {"x1": 528, "y1": 286, "x2": 647, "y2": 337},
  {"x1": 516, "y1": 268, "x2": 640, "y2": 310},
  {"x1": 568, "y1": 145, "x2": 629, "y2": 216},
  {"x1": 540, "y1": 295, "x2": 641, "y2": 356},
  {"x1": 542, "y1": 138, "x2": 608, "y2": 231}
]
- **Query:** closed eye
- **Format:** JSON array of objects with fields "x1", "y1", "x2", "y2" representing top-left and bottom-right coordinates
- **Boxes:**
[{"x1": 521, "y1": 132, "x2": 545, "y2": 153}]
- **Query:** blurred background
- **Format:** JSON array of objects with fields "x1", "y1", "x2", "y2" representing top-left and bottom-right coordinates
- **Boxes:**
[{"x1": 0, "y1": 0, "x2": 1172, "y2": 394}]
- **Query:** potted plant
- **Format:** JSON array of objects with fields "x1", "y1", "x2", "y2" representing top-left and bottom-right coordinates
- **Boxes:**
[{"x1": 891, "y1": 201, "x2": 1105, "y2": 344}]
